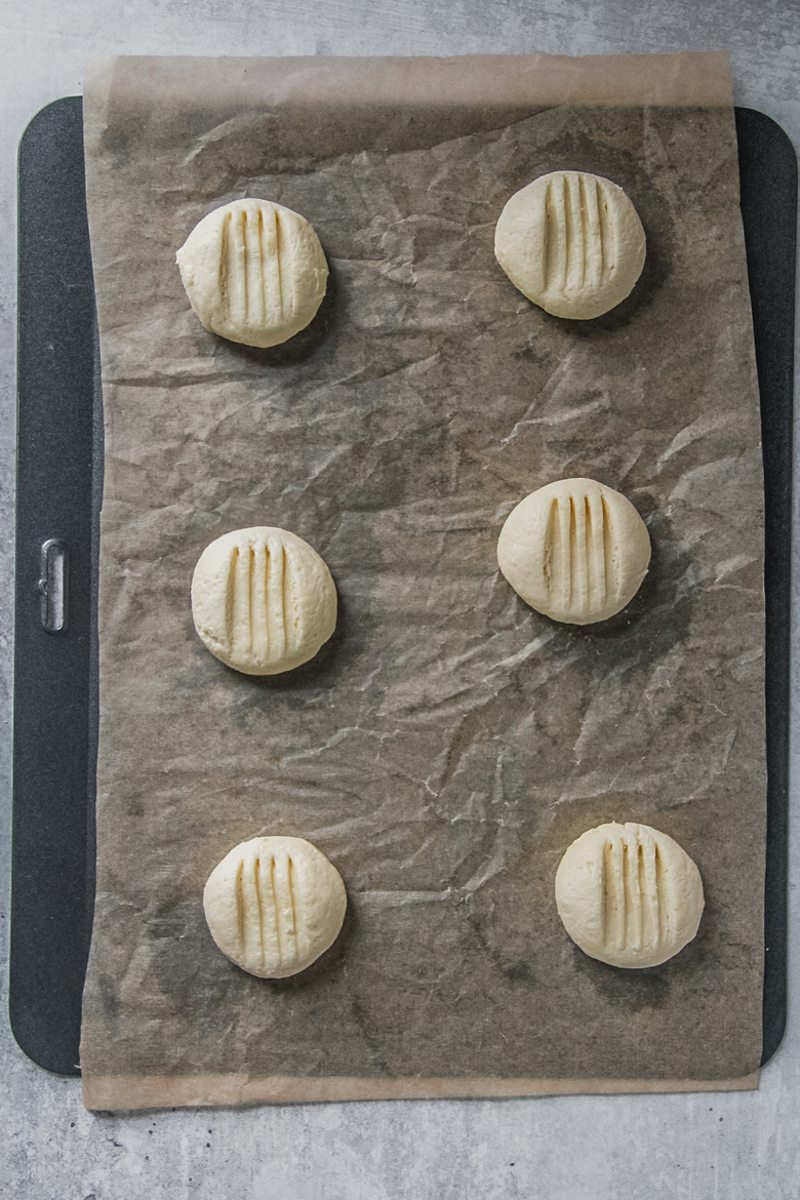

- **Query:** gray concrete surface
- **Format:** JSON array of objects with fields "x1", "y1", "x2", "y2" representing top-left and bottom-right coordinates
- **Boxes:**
[{"x1": 1, "y1": 2, "x2": 798, "y2": 1197}]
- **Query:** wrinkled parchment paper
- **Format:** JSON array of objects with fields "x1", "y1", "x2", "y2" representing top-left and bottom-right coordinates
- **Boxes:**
[{"x1": 80, "y1": 54, "x2": 766, "y2": 1110}]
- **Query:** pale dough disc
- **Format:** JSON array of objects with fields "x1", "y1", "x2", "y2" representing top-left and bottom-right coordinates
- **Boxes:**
[
  {"x1": 191, "y1": 527, "x2": 337, "y2": 675},
  {"x1": 497, "y1": 477, "x2": 651, "y2": 625},
  {"x1": 494, "y1": 171, "x2": 646, "y2": 319},
  {"x1": 555, "y1": 822, "x2": 704, "y2": 969},
  {"x1": 204, "y1": 836, "x2": 347, "y2": 979},
  {"x1": 176, "y1": 199, "x2": 329, "y2": 348}
]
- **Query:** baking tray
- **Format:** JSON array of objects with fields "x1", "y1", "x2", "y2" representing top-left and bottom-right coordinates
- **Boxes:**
[{"x1": 10, "y1": 98, "x2": 795, "y2": 1078}]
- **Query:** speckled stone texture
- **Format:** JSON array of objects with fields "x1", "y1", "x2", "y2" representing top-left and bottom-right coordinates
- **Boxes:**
[{"x1": 0, "y1": 3, "x2": 798, "y2": 1197}]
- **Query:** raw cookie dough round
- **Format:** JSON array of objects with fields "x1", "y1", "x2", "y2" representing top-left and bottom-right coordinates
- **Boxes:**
[
  {"x1": 497, "y1": 478, "x2": 651, "y2": 625},
  {"x1": 555, "y1": 822, "x2": 704, "y2": 969},
  {"x1": 204, "y1": 836, "x2": 347, "y2": 978},
  {"x1": 494, "y1": 171, "x2": 646, "y2": 319},
  {"x1": 176, "y1": 199, "x2": 328, "y2": 347},
  {"x1": 191, "y1": 527, "x2": 337, "y2": 675}
]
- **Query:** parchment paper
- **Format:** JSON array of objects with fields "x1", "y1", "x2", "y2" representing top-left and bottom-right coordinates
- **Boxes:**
[{"x1": 80, "y1": 54, "x2": 766, "y2": 1111}]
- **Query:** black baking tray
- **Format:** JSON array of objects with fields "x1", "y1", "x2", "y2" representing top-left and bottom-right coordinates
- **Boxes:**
[{"x1": 11, "y1": 98, "x2": 796, "y2": 1077}]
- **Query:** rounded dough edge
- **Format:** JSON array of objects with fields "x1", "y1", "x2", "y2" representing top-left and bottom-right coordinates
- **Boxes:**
[
  {"x1": 203, "y1": 835, "x2": 347, "y2": 979},
  {"x1": 176, "y1": 199, "x2": 329, "y2": 348},
  {"x1": 554, "y1": 821, "x2": 705, "y2": 969},
  {"x1": 497, "y1": 477, "x2": 651, "y2": 625},
  {"x1": 494, "y1": 171, "x2": 646, "y2": 320},
  {"x1": 191, "y1": 526, "x2": 337, "y2": 675}
]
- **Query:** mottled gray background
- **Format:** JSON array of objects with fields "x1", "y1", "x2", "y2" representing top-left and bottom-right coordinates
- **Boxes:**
[{"x1": 0, "y1": 3, "x2": 797, "y2": 1198}]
